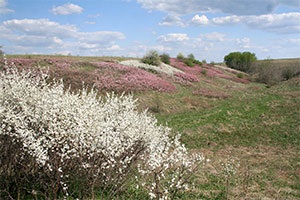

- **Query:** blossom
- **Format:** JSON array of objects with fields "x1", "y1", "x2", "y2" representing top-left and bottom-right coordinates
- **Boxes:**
[{"x1": 0, "y1": 60, "x2": 203, "y2": 199}]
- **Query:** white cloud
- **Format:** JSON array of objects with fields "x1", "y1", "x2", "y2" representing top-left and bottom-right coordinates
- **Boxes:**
[
  {"x1": 107, "y1": 45, "x2": 122, "y2": 51},
  {"x1": 211, "y1": 12, "x2": 300, "y2": 34},
  {"x1": 159, "y1": 15, "x2": 185, "y2": 27},
  {"x1": 191, "y1": 14, "x2": 209, "y2": 25},
  {"x1": 158, "y1": 33, "x2": 189, "y2": 42},
  {"x1": 236, "y1": 37, "x2": 251, "y2": 49},
  {"x1": 211, "y1": 15, "x2": 241, "y2": 25},
  {"x1": 137, "y1": 0, "x2": 300, "y2": 15},
  {"x1": 1, "y1": 18, "x2": 125, "y2": 55},
  {"x1": 199, "y1": 32, "x2": 226, "y2": 42},
  {"x1": 3, "y1": 19, "x2": 78, "y2": 38},
  {"x1": 0, "y1": 0, "x2": 14, "y2": 14},
  {"x1": 51, "y1": 3, "x2": 83, "y2": 15},
  {"x1": 76, "y1": 31, "x2": 125, "y2": 44},
  {"x1": 244, "y1": 12, "x2": 300, "y2": 34}
]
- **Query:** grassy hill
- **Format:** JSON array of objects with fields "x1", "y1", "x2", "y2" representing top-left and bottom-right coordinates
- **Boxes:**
[{"x1": 2, "y1": 55, "x2": 300, "y2": 199}]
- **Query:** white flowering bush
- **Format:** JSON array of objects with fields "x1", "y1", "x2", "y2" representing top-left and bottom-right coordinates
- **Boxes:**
[{"x1": 0, "y1": 59, "x2": 203, "y2": 199}]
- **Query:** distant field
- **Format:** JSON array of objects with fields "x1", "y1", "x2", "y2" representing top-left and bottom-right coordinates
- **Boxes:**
[
  {"x1": 1, "y1": 54, "x2": 300, "y2": 199},
  {"x1": 250, "y1": 58, "x2": 300, "y2": 85}
]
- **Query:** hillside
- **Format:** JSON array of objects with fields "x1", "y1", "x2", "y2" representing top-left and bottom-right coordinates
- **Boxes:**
[{"x1": 2, "y1": 55, "x2": 300, "y2": 199}]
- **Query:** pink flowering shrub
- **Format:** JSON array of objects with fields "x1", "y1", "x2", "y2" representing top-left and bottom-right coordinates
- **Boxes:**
[
  {"x1": 170, "y1": 58, "x2": 202, "y2": 75},
  {"x1": 170, "y1": 58, "x2": 249, "y2": 84},
  {"x1": 93, "y1": 62, "x2": 176, "y2": 92},
  {"x1": 174, "y1": 72, "x2": 199, "y2": 83},
  {"x1": 0, "y1": 62, "x2": 203, "y2": 199},
  {"x1": 203, "y1": 66, "x2": 249, "y2": 83},
  {"x1": 11, "y1": 59, "x2": 177, "y2": 93}
]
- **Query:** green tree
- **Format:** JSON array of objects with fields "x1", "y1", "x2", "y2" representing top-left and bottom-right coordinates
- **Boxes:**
[
  {"x1": 0, "y1": 46, "x2": 3, "y2": 56},
  {"x1": 224, "y1": 51, "x2": 257, "y2": 72},
  {"x1": 160, "y1": 53, "x2": 170, "y2": 64},
  {"x1": 187, "y1": 53, "x2": 195, "y2": 60},
  {"x1": 141, "y1": 50, "x2": 161, "y2": 66},
  {"x1": 176, "y1": 52, "x2": 185, "y2": 61}
]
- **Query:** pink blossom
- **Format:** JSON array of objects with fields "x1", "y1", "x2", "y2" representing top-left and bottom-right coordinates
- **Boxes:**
[{"x1": 93, "y1": 62, "x2": 176, "y2": 92}]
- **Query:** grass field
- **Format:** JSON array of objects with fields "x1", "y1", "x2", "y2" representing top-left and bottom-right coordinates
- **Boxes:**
[
  {"x1": 2, "y1": 55, "x2": 300, "y2": 199},
  {"x1": 137, "y1": 76, "x2": 300, "y2": 199}
]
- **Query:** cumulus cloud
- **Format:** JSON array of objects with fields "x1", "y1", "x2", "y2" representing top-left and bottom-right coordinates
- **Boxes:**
[
  {"x1": 199, "y1": 32, "x2": 226, "y2": 42},
  {"x1": 77, "y1": 31, "x2": 125, "y2": 44},
  {"x1": 211, "y1": 15, "x2": 241, "y2": 25},
  {"x1": 244, "y1": 12, "x2": 300, "y2": 34},
  {"x1": 137, "y1": 0, "x2": 300, "y2": 15},
  {"x1": 158, "y1": 33, "x2": 189, "y2": 43},
  {"x1": 51, "y1": 3, "x2": 83, "y2": 15},
  {"x1": 159, "y1": 15, "x2": 185, "y2": 27},
  {"x1": 191, "y1": 14, "x2": 209, "y2": 25},
  {"x1": 0, "y1": 0, "x2": 14, "y2": 14},
  {"x1": 211, "y1": 12, "x2": 300, "y2": 34},
  {"x1": 3, "y1": 19, "x2": 78, "y2": 38},
  {"x1": 1, "y1": 18, "x2": 125, "y2": 55},
  {"x1": 236, "y1": 37, "x2": 251, "y2": 49}
]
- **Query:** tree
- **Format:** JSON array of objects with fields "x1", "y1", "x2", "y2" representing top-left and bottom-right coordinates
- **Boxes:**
[
  {"x1": 160, "y1": 53, "x2": 171, "y2": 64},
  {"x1": 141, "y1": 50, "x2": 161, "y2": 66},
  {"x1": 0, "y1": 46, "x2": 3, "y2": 56},
  {"x1": 224, "y1": 51, "x2": 257, "y2": 72},
  {"x1": 176, "y1": 52, "x2": 185, "y2": 61},
  {"x1": 187, "y1": 53, "x2": 195, "y2": 60}
]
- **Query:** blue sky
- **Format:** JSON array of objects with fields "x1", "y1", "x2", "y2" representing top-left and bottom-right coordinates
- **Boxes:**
[{"x1": 0, "y1": 0, "x2": 299, "y2": 61}]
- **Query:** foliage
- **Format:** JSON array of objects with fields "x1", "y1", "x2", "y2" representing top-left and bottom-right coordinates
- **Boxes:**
[
  {"x1": 0, "y1": 63, "x2": 203, "y2": 199},
  {"x1": 183, "y1": 53, "x2": 202, "y2": 67},
  {"x1": 251, "y1": 58, "x2": 300, "y2": 85},
  {"x1": 224, "y1": 52, "x2": 257, "y2": 72},
  {"x1": 184, "y1": 58, "x2": 195, "y2": 67},
  {"x1": 141, "y1": 50, "x2": 161, "y2": 66},
  {"x1": 0, "y1": 46, "x2": 3, "y2": 56},
  {"x1": 176, "y1": 53, "x2": 185, "y2": 61},
  {"x1": 187, "y1": 53, "x2": 195, "y2": 61},
  {"x1": 160, "y1": 53, "x2": 171, "y2": 64}
]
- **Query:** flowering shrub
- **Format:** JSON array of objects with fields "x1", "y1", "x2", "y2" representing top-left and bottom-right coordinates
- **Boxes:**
[
  {"x1": 120, "y1": 59, "x2": 182, "y2": 75},
  {"x1": 93, "y1": 62, "x2": 176, "y2": 92},
  {"x1": 170, "y1": 58, "x2": 202, "y2": 76},
  {"x1": 0, "y1": 61, "x2": 203, "y2": 199},
  {"x1": 174, "y1": 72, "x2": 199, "y2": 85}
]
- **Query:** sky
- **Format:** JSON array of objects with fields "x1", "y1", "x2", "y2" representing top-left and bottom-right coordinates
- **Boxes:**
[{"x1": 0, "y1": 0, "x2": 299, "y2": 62}]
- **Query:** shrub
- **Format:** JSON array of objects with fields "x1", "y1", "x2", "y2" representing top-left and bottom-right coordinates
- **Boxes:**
[
  {"x1": 160, "y1": 53, "x2": 171, "y2": 64},
  {"x1": 184, "y1": 58, "x2": 195, "y2": 67},
  {"x1": 237, "y1": 73, "x2": 244, "y2": 79},
  {"x1": 141, "y1": 50, "x2": 161, "y2": 66},
  {"x1": 282, "y1": 68, "x2": 295, "y2": 80},
  {"x1": 0, "y1": 63, "x2": 203, "y2": 199},
  {"x1": 187, "y1": 53, "x2": 195, "y2": 61},
  {"x1": 224, "y1": 51, "x2": 257, "y2": 72},
  {"x1": 251, "y1": 59, "x2": 300, "y2": 85},
  {"x1": 176, "y1": 53, "x2": 185, "y2": 61}
]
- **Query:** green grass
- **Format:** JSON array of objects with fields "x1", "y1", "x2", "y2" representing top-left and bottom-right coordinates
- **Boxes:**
[
  {"x1": 150, "y1": 78, "x2": 300, "y2": 199},
  {"x1": 156, "y1": 82, "x2": 299, "y2": 149}
]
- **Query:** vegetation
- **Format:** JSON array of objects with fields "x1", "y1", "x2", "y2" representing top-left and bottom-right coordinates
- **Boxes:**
[
  {"x1": 176, "y1": 52, "x2": 185, "y2": 61},
  {"x1": 1, "y1": 53, "x2": 299, "y2": 199},
  {"x1": 141, "y1": 50, "x2": 161, "y2": 66},
  {"x1": 251, "y1": 58, "x2": 300, "y2": 85},
  {"x1": 159, "y1": 53, "x2": 171, "y2": 64},
  {"x1": 224, "y1": 51, "x2": 257, "y2": 72},
  {"x1": 0, "y1": 63, "x2": 202, "y2": 200}
]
